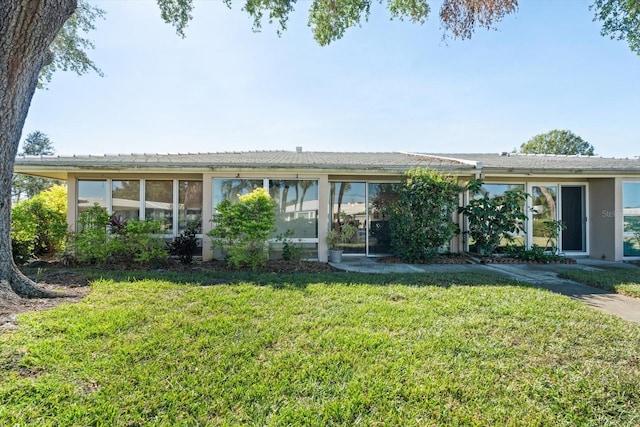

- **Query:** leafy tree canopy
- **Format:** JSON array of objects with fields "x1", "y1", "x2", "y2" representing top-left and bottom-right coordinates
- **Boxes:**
[
  {"x1": 155, "y1": 0, "x2": 640, "y2": 54},
  {"x1": 39, "y1": 0, "x2": 640, "y2": 89},
  {"x1": 19, "y1": 131, "x2": 55, "y2": 156},
  {"x1": 12, "y1": 131, "x2": 60, "y2": 203},
  {"x1": 39, "y1": 0, "x2": 105, "y2": 88},
  {"x1": 519, "y1": 130, "x2": 596, "y2": 156},
  {"x1": 592, "y1": 0, "x2": 640, "y2": 56}
]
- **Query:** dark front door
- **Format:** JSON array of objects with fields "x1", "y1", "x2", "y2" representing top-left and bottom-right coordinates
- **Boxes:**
[{"x1": 561, "y1": 186, "x2": 586, "y2": 252}]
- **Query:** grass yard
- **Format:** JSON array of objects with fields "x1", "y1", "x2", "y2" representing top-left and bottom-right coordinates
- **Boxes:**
[
  {"x1": 560, "y1": 266, "x2": 640, "y2": 298},
  {"x1": 1, "y1": 271, "x2": 640, "y2": 426}
]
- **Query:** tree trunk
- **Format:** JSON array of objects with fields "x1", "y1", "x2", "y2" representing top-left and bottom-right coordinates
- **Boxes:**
[{"x1": 0, "y1": 0, "x2": 76, "y2": 299}]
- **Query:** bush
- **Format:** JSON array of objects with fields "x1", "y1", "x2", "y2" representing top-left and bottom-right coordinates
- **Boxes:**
[
  {"x1": 208, "y1": 188, "x2": 275, "y2": 270},
  {"x1": 277, "y1": 229, "x2": 304, "y2": 262},
  {"x1": 67, "y1": 204, "x2": 168, "y2": 267},
  {"x1": 11, "y1": 184, "x2": 68, "y2": 263},
  {"x1": 110, "y1": 219, "x2": 168, "y2": 267},
  {"x1": 459, "y1": 179, "x2": 528, "y2": 257},
  {"x1": 10, "y1": 238, "x2": 32, "y2": 265},
  {"x1": 388, "y1": 168, "x2": 462, "y2": 263},
  {"x1": 504, "y1": 245, "x2": 567, "y2": 263},
  {"x1": 65, "y1": 205, "x2": 110, "y2": 265},
  {"x1": 168, "y1": 224, "x2": 199, "y2": 264}
]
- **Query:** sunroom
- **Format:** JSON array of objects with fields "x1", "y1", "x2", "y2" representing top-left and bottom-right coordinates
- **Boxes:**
[{"x1": 14, "y1": 150, "x2": 640, "y2": 262}]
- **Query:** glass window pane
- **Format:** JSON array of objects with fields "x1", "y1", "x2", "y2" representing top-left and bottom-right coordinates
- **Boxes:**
[
  {"x1": 480, "y1": 183, "x2": 525, "y2": 199},
  {"x1": 269, "y1": 180, "x2": 318, "y2": 239},
  {"x1": 179, "y1": 181, "x2": 203, "y2": 233},
  {"x1": 531, "y1": 185, "x2": 558, "y2": 249},
  {"x1": 77, "y1": 180, "x2": 107, "y2": 231},
  {"x1": 269, "y1": 242, "x2": 318, "y2": 260},
  {"x1": 623, "y1": 182, "x2": 640, "y2": 256},
  {"x1": 469, "y1": 183, "x2": 526, "y2": 251},
  {"x1": 112, "y1": 180, "x2": 140, "y2": 221},
  {"x1": 329, "y1": 182, "x2": 366, "y2": 254},
  {"x1": 368, "y1": 183, "x2": 401, "y2": 255},
  {"x1": 145, "y1": 180, "x2": 173, "y2": 233},
  {"x1": 213, "y1": 179, "x2": 262, "y2": 212}
]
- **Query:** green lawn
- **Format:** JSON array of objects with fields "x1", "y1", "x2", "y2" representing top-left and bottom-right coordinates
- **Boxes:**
[
  {"x1": 1, "y1": 271, "x2": 640, "y2": 426},
  {"x1": 560, "y1": 266, "x2": 640, "y2": 298}
]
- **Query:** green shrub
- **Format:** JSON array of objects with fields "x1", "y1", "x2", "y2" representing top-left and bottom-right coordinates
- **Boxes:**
[
  {"x1": 11, "y1": 184, "x2": 68, "y2": 263},
  {"x1": 459, "y1": 179, "x2": 528, "y2": 256},
  {"x1": 110, "y1": 219, "x2": 168, "y2": 267},
  {"x1": 277, "y1": 229, "x2": 304, "y2": 261},
  {"x1": 326, "y1": 215, "x2": 357, "y2": 250},
  {"x1": 66, "y1": 205, "x2": 110, "y2": 265},
  {"x1": 208, "y1": 187, "x2": 276, "y2": 270},
  {"x1": 168, "y1": 224, "x2": 199, "y2": 264},
  {"x1": 630, "y1": 222, "x2": 640, "y2": 249},
  {"x1": 388, "y1": 168, "x2": 462, "y2": 263},
  {"x1": 67, "y1": 205, "x2": 168, "y2": 267},
  {"x1": 503, "y1": 245, "x2": 567, "y2": 263},
  {"x1": 10, "y1": 237, "x2": 32, "y2": 265}
]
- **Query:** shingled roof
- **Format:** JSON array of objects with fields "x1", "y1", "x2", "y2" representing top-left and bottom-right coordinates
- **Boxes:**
[
  {"x1": 14, "y1": 151, "x2": 477, "y2": 173},
  {"x1": 433, "y1": 153, "x2": 640, "y2": 172},
  {"x1": 13, "y1": 150, "x2": 640, "y2": 178}
]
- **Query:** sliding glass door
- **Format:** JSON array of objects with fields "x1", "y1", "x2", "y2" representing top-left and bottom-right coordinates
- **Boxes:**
[
  {"x1": 561, "y1": 186, "x2": 586, "y2": 252},
  {"x1": 529, "y1": 183, "x2": 587, "y2": 254},
  {"x1": 329, "y1": 182, "x2": 366, "y2": 254},
  {"x1": 368, "y1": 183, "x2": 400, "y2": 255},
  {"x1": 530, "y1": 184, "x2": 558, "y2": 250}
]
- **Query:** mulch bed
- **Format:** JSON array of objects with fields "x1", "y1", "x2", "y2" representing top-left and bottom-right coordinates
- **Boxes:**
[
  {"x1": 476, "y1": 256, "x2": 577, "y2": 264},
  {"x1": 376, "y1": 254, "x2": 577, "y2": 265}
]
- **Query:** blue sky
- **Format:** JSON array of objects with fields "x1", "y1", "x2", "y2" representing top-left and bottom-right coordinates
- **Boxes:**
[{"x1": 23, "y1": 0, "x2": 640, "y2": 157}]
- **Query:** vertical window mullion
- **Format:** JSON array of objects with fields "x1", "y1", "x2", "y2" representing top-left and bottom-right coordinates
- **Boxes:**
[
  {"x1": 140, "y1": 179, "x2": 146, "y2": 221},
  {"x1": 106, "y1": 179, "x2": 113, "y2": 215},
  {"x1": 364, "y1": 182, "x2": 369, "y2": 255},
  {"x1": 173, "y1": 180, "x2": 179, "y2": 237}
]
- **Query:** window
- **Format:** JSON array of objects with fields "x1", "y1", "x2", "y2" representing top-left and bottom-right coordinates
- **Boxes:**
[
  {"x1": 480, "y1": 183, "x2": 525, "y2": 199},
  {"x1": 213, "y1": 178, "x2": 262, "y2": 212},
  {"x1": 329, "y1": 182, "x2": 366, "y2": 254},
  {"x1": 270, "y1": 180, "x2": 318, "y2": 239},
  {"x1": 145, "y1": 180, "x2": 174, "y2": 234},
  {"x1": 468, "y1": 183, "x2": 526, "y2": 250},
  {"x1": 77, "y1": 177, "x2": 204, "y2": 244},
  {"x1": 211, "y1": 178, "x2": 319, "y2": 259},
  {"x1": 112, "y1": 180, "x2": 140, "y2": 222},
  {"x1": 623, "y1": 182, "x2": 640, "y2": 257},
  {"x1": 530, "y1": 185, "x2": 557, "y2": 249},
  {"x1": 77, "y1": 180, "x2": 107, "y2": 230},
  {"x1": 178, "y1": 180, "x2": 203, "y2": 233}
]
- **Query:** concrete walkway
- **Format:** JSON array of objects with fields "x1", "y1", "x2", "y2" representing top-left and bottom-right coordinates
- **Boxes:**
[{"x1": 331, "y1": 257, "x2": 640, "y2": 323}]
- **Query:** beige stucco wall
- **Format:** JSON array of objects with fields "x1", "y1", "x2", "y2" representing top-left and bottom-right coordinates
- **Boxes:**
[
  {"x1": 317, "y1": 176, "x2": 329, "y2": 262},
  {"x1": 614, "y1": 178, "x2": 625, "y2": 261},
  {"x1": 588, "y1": 178, "x2": 617, "y2": 261},
  {"x1": 201, "y1": 174, "x2": 214, "y2": 261},
  {"x1": 61, "y1": 170, "x2": 636, "y2": 262}
]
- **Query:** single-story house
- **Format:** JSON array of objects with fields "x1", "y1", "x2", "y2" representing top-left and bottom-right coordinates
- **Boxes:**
[{"x1": 14, "y1": 149, "x2": 640, "y2": 262}]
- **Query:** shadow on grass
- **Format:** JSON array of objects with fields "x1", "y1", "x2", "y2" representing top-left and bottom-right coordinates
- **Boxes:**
[
  {"x1": 62, "y1": 267, "x2": 530, "y2": 291},
  {"x1": 558, "y1": 266, "x2": 640, "y2": 299}
]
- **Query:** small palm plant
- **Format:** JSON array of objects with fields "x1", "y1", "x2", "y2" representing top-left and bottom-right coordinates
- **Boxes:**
[{"x1": 326, "y1": 221, "x2": 357, "y2": 263}]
